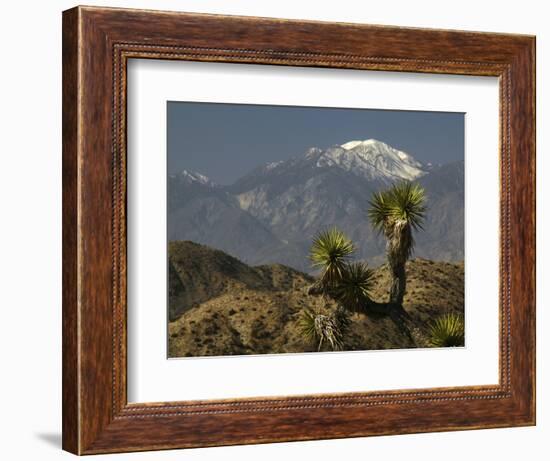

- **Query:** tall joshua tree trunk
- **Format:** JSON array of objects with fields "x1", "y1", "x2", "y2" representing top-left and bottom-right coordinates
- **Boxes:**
[
  {"x1": 386, "y1": 220, "x2": 411, "y2": 305},
  {"x1": 389, "y1": 263, "x2": 406, "y2": 305}
]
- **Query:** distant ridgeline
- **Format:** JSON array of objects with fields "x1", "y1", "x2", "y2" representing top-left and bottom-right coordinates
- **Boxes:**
[{"x1": 168, "y1": 139, "x2": 464, "y2": 272}]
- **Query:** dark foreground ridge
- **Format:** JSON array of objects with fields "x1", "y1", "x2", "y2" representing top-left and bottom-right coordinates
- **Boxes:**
[{"x1": 168, "y1": 240, "x2": 464, "y2": 357}]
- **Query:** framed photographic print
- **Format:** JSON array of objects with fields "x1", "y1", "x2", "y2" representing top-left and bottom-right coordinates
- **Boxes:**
[
  {"x1": 62, "y1": 6, "x2": 535, "y2": 455},
  {"x1": 163, "y1": 102, "x2": 466, "y2": 360}
]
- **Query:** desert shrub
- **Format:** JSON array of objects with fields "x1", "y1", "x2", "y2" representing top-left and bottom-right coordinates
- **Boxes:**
[{"x1": 428, "y1": 313, "x2": 464, "y2": 347}]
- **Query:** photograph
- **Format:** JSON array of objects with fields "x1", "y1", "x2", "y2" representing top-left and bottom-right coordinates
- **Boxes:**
[{"x1": 167, "y1": 102, "x2": 466, "y2": 358}]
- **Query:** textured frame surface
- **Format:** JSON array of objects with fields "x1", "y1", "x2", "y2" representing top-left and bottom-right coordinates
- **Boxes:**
[{"x1": 62, "y1": 6, "x2": 535, "y2": 455}]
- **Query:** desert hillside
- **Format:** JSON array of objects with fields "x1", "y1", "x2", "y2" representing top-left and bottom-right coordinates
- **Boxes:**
[{"x1": 168, "y1": 241, "x2": 464, "y2": 358}]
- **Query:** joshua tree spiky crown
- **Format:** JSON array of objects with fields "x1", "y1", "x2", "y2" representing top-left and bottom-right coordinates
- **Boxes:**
[
  {"x1": 309, "y1": 228, "x2": 355, "y2": 293},
  {"x1": 332, "y1": 262, "x2": 375, "y2": 313},
  {"x1": 368, "y1": 181, "x2": 426, "y2": 243}
]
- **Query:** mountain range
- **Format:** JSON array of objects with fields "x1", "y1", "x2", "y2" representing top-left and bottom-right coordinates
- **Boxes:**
[{"x1": 168, "y1": 139, "x2": 464, "y2": 272}]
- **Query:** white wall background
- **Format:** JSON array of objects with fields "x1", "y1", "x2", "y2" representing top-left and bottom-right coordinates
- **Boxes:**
[{"x1": 0, "y1": 1, "x2": 545, "y2": 459}]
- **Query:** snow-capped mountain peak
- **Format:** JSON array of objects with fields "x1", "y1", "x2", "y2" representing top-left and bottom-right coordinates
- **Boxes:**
[
  {"x1": 340, "y1": 139, "x2": 378, "y2": 150},
  {"x1": 312, "y1": 138, "x2": 426, "y2": 181},
  {"x1": 226, "y1": 137, "x2": 430, "y2": 195},
  {"x1": 179, "y1": 169, "x2": 216, "y2": 186}
]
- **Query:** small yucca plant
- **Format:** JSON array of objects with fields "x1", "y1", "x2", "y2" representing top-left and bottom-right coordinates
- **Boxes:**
[
  {"x1": 332, "y1": 262, "x2": 375, "y2": 312},
  {"x1": 428, "y1": 313, "x2": 464, "y2": 347},
  {"x1": 299, "y1": 308, "x2": 345, "y2": 352},
  {"x1": 309, "y1": 228, "x2": 355, "y2": 294}
]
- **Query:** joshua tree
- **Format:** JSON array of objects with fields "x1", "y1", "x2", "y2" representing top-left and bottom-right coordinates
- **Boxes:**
[
  {"x1": 368, "y1": 181, "x2": 426, "y2": 305},
  {"x1": 309, "y1": 228, "x2": 355, "y2": 297},
  {"x1": 303, "y1": 229, "x2": 375, "y2": 351},
  {"x1": 309, "y1": 228, "x2": 375, "y2": 310}
]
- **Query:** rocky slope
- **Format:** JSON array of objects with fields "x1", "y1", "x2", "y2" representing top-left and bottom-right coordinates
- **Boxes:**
[{"x1": 168, "y1": 241, "x2": 465, "y2": 358}]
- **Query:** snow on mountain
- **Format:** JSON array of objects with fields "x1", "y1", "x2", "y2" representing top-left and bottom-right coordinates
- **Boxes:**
[
  {"x1": 340, "y1": 140, "x2": 364, "y2": 150},
  {"x1": 178, "y1": 169, "x2": 216, "y2": 187},
  {"x1": 176, "y1": 139, "x2": 424, "y2": 189},
  {"x1": 313, "y1": 139, "x2": 426, "y2": 181},
  {"x1": 265, "y1": 161, "x2": 283, "y2": 171}
]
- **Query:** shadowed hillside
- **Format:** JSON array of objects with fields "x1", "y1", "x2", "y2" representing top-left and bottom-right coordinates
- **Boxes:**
[{"x1": 168, "y1": 241, "x2": 464, "y2": 358}]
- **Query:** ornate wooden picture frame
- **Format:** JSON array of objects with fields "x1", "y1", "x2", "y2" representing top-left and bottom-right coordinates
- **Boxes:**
[{"x1": 62, "y1": 5, "x2": 535, "y2": 455}]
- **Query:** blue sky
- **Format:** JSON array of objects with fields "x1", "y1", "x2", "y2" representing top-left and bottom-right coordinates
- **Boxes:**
[{"x1": 168, "y1": 101, "x2": 464, "y2": 185}]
